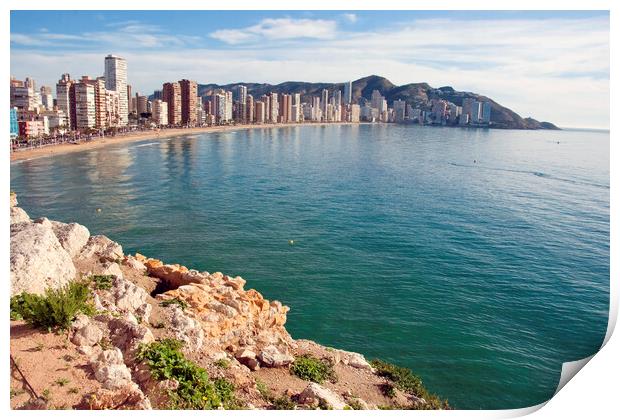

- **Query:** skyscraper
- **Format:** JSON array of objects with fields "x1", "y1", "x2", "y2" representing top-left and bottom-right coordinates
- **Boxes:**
[
  {"x1": 179, "y1": 79, "x2": 198, "y2": 126},
  {"x1": 74, "y1": 81, "x2": 96, "y2": 130},
  {"x1": 344, "y1": 81, "x2": 352, "y2": 105},
  {"x1": 56, "y1": 73, "x2": 74, "y2": 129},
  {"x1": 321, "y1": 89, "x2": 329, "y2": 121},
  {"x1": 162, "y1": 82, "x2": 182, "y2": 125},
  {"x1": 104, "y1": 55, "x2": 128, "y2": 126}
]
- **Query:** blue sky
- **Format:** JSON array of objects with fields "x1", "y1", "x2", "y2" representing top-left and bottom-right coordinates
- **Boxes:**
[{"x1": 10, "y1": 10, "x2": 610, "y2": 128}]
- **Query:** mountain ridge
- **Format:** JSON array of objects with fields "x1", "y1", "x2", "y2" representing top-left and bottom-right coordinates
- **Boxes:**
[{"x1": 175, "y1": 75, "x2": 556, "y2": 130}]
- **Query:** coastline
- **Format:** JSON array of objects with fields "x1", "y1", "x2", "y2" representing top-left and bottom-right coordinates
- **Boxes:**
[{"x1": 10, "y1": 122, "x2": 364, "y2": 163}]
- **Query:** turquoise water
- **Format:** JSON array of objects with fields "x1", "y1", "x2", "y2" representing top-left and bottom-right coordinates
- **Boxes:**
[{"x1": 10, "y1": 124, "x2": 609, "y2": 409}]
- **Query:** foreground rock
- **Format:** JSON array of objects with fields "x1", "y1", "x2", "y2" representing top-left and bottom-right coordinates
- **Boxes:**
[
  {"x1": 298, "y1": 383, "x2": 348, "y2": 409},
  {"x1": 10, "y1": 220, "x2": 76, "y2": 296}
]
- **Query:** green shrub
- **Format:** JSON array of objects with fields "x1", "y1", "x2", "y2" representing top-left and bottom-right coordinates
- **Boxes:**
[
  {"x1": 272, "y1": 395, "x2": 296, "y2": 410},
  {"x1": 159, "y1": 297, "x2": 188, "y2": 310},
  {"x1": 370, "y1": 359, "x2": 449, "y2": 410},
  {"x1": 89, "y1": 274, "x2": 114, "y2": 290},
  {"x1": 10, "y1": 281, "x2": 94, "y2": 331},
  {"x1": 346, "y1": 399, "x2": 365, "y2": 410},
  {"x1": 137, "y1": 339, "x2": 236, "y2": 409},
  {"x1": 290, "y1": 355, "x2": 336, "y2": 384}
]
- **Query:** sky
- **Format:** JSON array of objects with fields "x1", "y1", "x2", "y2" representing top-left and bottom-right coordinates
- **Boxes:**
[{"x1": 10, "y1": 10, "x2": 610, "y2": 129}]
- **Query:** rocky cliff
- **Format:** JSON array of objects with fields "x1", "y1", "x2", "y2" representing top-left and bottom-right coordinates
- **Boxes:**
[{"x1": 9, "y1": 194, "x2": 447, "y2": 410}]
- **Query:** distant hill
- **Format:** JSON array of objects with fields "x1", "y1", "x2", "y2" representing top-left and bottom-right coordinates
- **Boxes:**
[{"x1": 168, "y1": 75, "x2": 557, "y2": 130}]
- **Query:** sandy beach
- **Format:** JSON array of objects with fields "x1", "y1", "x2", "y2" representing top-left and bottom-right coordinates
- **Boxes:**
[{"x1": 10, "y1": 122, "x2": 363, "y2": 163}]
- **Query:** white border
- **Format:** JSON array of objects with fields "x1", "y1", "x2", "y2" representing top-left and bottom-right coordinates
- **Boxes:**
[{"x1": 2, "y1": 1, "x2": 615, "y2": 419}]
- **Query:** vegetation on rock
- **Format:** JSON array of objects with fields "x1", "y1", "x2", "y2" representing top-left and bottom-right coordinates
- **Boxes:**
[
  {"x1": 370, "y1": 359, "x2": 449, "y2": 409},
  {"x1": 10, "y1": 280, "x2": 94, "y2": 330},
  {"x1": 290, "y1": 355, "x2": 336, "y2": 384},
  {"x1": 136, "y1": 338, "x2": 237, "y2": 409},
  {"x1": 89, "y1": 274, "x2": 114, "y2": 290},
  {"x1": 159, "y1": 297, "x2": 188, "y2": 310}
]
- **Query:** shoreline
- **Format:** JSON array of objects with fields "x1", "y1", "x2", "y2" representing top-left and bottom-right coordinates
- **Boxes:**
[{"x1": 10, "y1": 122, "x2": 365, "y2": 163}]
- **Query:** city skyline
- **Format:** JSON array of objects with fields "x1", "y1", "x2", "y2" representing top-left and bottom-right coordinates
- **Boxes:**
[{"x1": 10, "y1": 10, "x2": 610, "y2": 129}]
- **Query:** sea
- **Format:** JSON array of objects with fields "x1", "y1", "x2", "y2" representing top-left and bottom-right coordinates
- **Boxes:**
[{"x1": 10, "y1": 124, "x2": 609, "y2": 409}]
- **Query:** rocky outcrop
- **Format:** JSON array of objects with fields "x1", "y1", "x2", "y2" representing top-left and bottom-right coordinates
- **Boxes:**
[
  {"x1": 10, "y1": 221, "x2": 76, "y2": 296},
  {"x1": 298, "y1": 383, "x2": 348, "y2": 409},
  {"x1": 258, "y1": 345, "x2": 294, "y2": 368},
  {"x1": 90, "y1": 348, "x2": 133, "y2": 390},
  {"x1": 10, "y1": 206, "x2": 30, "y2": 225},
  {"x1": 78, "y1": 235, "x2": 123, "y2": 262},
  {"x1": 51, "y1": 221, "x2": 90, "y2": 257}
]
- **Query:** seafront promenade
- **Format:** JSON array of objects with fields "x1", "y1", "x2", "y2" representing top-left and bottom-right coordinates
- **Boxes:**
[{"x1": 9, "y1": 121, "x2": 363, "y2": 162}]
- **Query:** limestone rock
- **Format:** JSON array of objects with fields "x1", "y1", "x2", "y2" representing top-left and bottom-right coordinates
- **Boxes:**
[
  {"x1": 79, "y1": 235, "x2": 123, "y2": 261},
  {"x1": 258, "y1": 345, "x2": 294, "y2": 368},
  {"x1": 235, "y1": 348, "x2": 259, "y2": 371},
  {"x1": 78, "y1": 383, "x2": 152, "y2": 409},
  {"x1": 10, "y1": 222, "x2": 76, "y2": 296},
  {"x1": 298, "y1": 383, "x2": 347, "y2": 409},
  {"x1": 96, "y1": 261, "x2": 124, "y2": 279},
  {"x1": 107, "y1": 318, "x2": 154, "y2": 362},
  {"x1": 135, "y1": 303, "x2": 152, "y2": 323},
  {"x1": 168, "y1": 306, "x2": 204, "y2": 352},
  {"x1": 50, "y1": 221, "x2": 90, "y2": 257},
  {"x1": 112, "y1": 276, "x2": 148, "y2": 313},
  {"x1": 10, "y1": 192, "x2": 18, "y2": 208},
  {"x1": 337, "y1": 350, "x2": 372, "y2": 370},
  {"x1": 72, "y1": 323, "x2": 104, "y2": 347},
  {"x1": 10, "y1": 206, "x2": 30, "y2": 225},
  {"x1": 90, "y1": 348, "x2": 133, "y2": 390},
  {"x1": 123, "y1": 255, "x2": 147, "y2": 272}
]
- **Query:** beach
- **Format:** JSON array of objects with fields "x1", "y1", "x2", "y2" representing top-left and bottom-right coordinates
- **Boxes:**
[{"x1": 10, "y1": 122, "x2": 362, "y2": 162}]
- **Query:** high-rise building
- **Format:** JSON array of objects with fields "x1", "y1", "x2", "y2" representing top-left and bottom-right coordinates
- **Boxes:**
[
  {"x1": 234, "y1": 85, "x2": 247, "y2": 104},
  {"x1": 481, "y1": 102, "x2": 491, "y2": 124},
  {"x1": 254, "y1": 101, "x2": 265, "y2": 123},
  {"x1": 321, "y1": 89, "x2": 329, "y2": 121},
  {"x1": 56, "y1": 73, "x2": 74, "y2": 129},
  {"x1": 10, "y1": 108, "x2": 18, "y2": 139},
  {"x1": 152, "y1": 99, "x2": 168, "y2": 126},
  {"x1": 393, "y1": 100, "x2": 406, "y2": 123},
  {"x1": 10, "y1": 78, "x2": 37, "y2": 111},
  {"x1": 470, "y1": 101, "x2": 482, "y2": 123},
  {"x1": 246, "y1": 94, "x2": 254, "y2": 123},
  {"x1": 269, "y1": 93, "x2": 279, "y2": 123},
  {"x1": 74, "y1": 81, "x2": 96, "y2": 130},
  {"x1": 279, "y1": 93, "x2": 292, "y2": 122},
  {"x1": 137, "y1": 95, "x2": 148, "y2": 115},
  {"x1": 77, "y1": 76, "x2": 107, "y2": 128},
  {"x1": 40, "y1": 86, "x2": 54, "y2": 110},
  {"x1": 350, "y1": 104, "x2": 360, "y2": 122},
  {"x1": 344, "y1": 81, "x2": 352, "y2": 105},
  {"x1": 370, "y1": 90, "x2": 383, "y2": 109},
  {"x1": 104, "y1": 54, "x2": 128, "y2": 126},
  {"x1": 179, "y1": 79, "x2": 198, "y2": 126},
  {"x1": 162, "y1": 82, "x2": 182, "y2": 125}
]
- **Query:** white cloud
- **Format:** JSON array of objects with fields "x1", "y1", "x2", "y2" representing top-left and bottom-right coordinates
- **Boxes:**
[
  {"x1": 210, "y1": 18, "x2": 338, "y2": 45},
  {"x1": 342, "y1": 13, "x2": 357, "y2": 23}
]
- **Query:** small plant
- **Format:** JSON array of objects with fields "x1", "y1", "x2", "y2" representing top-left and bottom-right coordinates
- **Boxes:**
[
  {"x1": 215, "y1": 358, "x2": 230, "y2": 369},
  {"x1": 370, "y1": 359, "x2": 449, "y2": 410},
  {"x1": 10, "y1": 388, "x2": 25, "y2": 399},
  {"x1": 272, "y1": 395, "x2": 296, "y2": 410},
  {"x1": 151, "y1": 321, "x2": 165, "y2": 329},
  {"x1": 159, "y1": 297, "x2": 188, "y2": 310},
  {"x1": 68, "y1": 387, "x2": 80, "y2": 395},
  {"x1": 98, "y1": 337, "x2": 112, "y2": 351},
  {"x1": 380, "y1": 383, "x2": 396, "y2": 398},
  {"x1": 10, "y1": 281, "x2": 94, "y2": 331},
  {"x1": 290, "y1": 355, "x2": 336, "y2": 384},
  {"x1": 55, "y1": 378, "x2": 70, "y2": 387},
  {"x1": 89, "y1": 274, "x2": 114, "y2": 290},
  {"x1": 347, "y1": 399, "x2": 365, "y2": 410},
  {"x1": 255, "y1": 379, "x2": 271, "y2": 400},
  {"x1": 62, "y1": 354, "x2": 75, "y2": 362},
  {"x1": 32, "y1": 342, "x2": 45, "y2": 352},
  {"x1": 136, "y1": 339, "x2": 236, "y2": 409},
  {"x1": 41, "y1": 388, "x2": 51, "y2": 402}
]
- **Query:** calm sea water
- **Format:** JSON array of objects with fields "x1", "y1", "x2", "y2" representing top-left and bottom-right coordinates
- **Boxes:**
[{"x1": 10, "y1": 124, "x2": 609, "y2": 409}]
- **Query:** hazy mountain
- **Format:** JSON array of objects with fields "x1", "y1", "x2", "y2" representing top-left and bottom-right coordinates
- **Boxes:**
[{"x1": 186, "y1": 75, "x2": 558, "y2": 130}]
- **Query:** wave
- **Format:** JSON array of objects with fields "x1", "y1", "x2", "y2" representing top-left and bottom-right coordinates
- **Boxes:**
[{"x1": 448, "y1": 162, "x2": 609, "y2": 190}]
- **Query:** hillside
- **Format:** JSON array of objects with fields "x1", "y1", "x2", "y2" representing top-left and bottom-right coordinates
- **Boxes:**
[{"x1": 194, "y1": 75, "x2": 558, "y2": 130}]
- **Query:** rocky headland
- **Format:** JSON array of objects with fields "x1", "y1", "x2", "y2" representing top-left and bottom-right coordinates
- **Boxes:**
[{"x1": 9, "y1": 193, "x2": 447, "y2": 410}]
